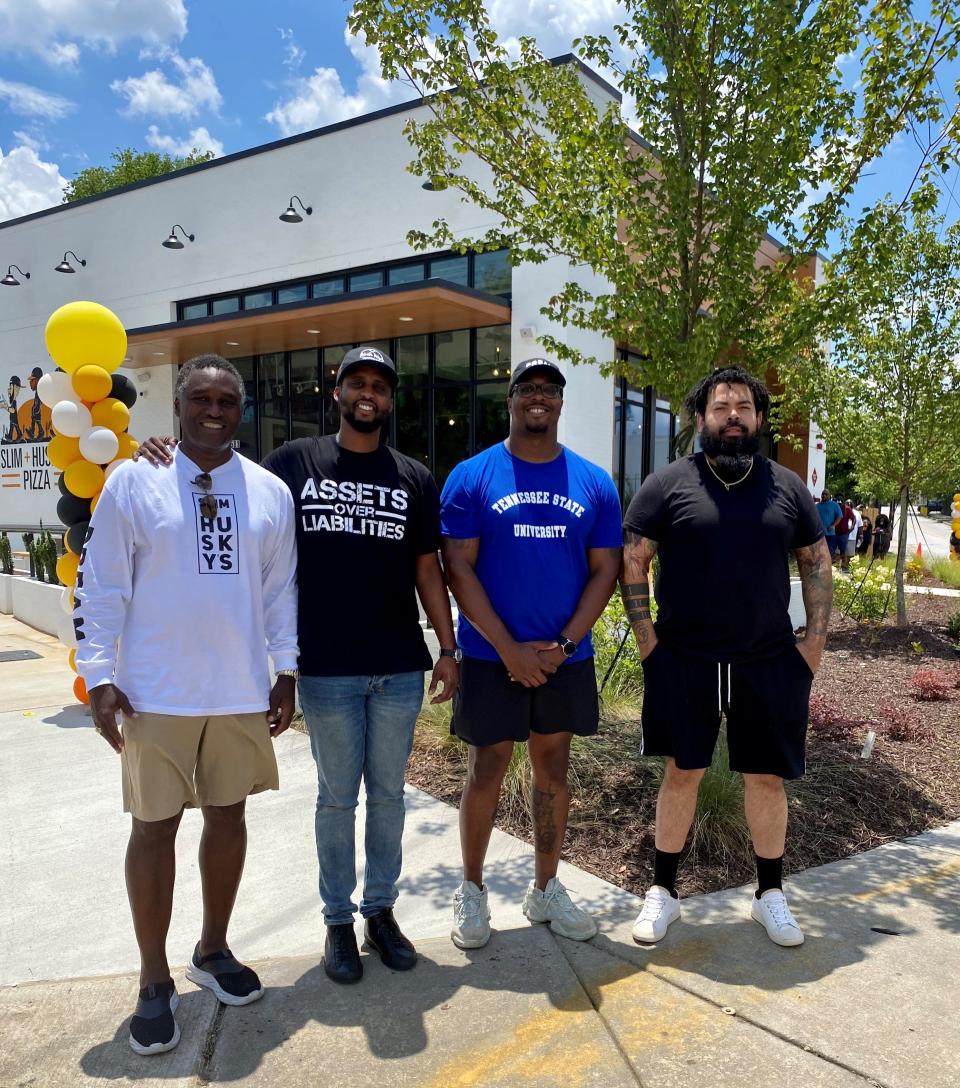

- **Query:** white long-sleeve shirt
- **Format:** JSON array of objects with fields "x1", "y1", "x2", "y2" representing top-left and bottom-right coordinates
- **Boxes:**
[{"x1": 75, "y1": 448, "x2": 298, "y2": 715}]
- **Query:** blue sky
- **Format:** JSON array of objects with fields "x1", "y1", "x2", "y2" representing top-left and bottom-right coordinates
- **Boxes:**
[{"x1": 0, "y1": 1, "x2": 957, "y2": 252}]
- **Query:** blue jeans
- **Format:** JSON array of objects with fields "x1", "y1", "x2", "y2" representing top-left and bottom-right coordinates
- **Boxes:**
[{"x1": 298, "y1": 672, "x2": 424, "y2": 926}]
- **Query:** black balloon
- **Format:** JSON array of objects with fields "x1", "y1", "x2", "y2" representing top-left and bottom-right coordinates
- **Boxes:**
[
  {"x1": 66, "y1": 520, "x2": 90, "y2": 555},
  {"x1": 110, "y1": 373, "x2": 139, "y2": 409},
  {"x1": 56, "y1": 473, "x2": 71, "y2": 497},
  {"x1": 57, "y1": 493, "x2": 91, "y2": 526}
]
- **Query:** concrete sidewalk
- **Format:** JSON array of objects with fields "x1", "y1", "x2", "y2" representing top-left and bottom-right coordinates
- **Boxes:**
[{"x1": 2, "y1": 614, "x2": 959, "y2": 1087}]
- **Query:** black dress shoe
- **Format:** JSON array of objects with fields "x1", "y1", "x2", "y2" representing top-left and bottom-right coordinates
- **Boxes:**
[
  {"x1": 323, "y1": 923, "x2": 362, "y2": 984},
  {"x1": 363, "y1": 908, "x2": 418, "y2": 971}
]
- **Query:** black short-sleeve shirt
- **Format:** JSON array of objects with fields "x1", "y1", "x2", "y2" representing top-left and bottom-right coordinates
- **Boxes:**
[
  {"x1": 623, "y1": 453, "x2": 823, "y2": 662},
  {"x1": 263, "y1": 436, "x2": 439, "y2": 676}
]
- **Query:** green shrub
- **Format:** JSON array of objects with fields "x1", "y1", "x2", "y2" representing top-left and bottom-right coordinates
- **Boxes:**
[
  {"x1": 686, "y1": 727, "x2": 751, "y2": 869},
  {"x1": 929, "y1": 557, "x2": 960, "y2": 589},
  {"x1": 947, "y1": 610, "x2": 960, "y2": 643},
  {"x1": 833, "y1": 556, "x2": 895, "y2": 623},
  {"x1": 0, "y1": 532, "x2": 12, "y2": 576}
]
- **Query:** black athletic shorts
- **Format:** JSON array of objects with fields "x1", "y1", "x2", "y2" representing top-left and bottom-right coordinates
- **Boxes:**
[
  {"x1": 640, "y1": 642, "x2": 813, "y2": 779},
  {"x1": 451, "y1": 655, "x2": 600, "y2": 746}
]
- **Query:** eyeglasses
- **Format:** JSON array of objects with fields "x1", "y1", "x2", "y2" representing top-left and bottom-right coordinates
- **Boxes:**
[
  {"x1": 511, "y1": 382, "x2": 563, "y2": 399},
  {"x1": 192, "y1": 473, "x2": 218, "y2": 520}
]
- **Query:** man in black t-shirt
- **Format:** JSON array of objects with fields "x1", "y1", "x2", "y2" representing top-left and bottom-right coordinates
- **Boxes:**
[
  {"x1": 137, "y1": 346, "x2": 459, "y2": 985},
  {"x1": 620, "y1": 367, "x2": 832, "y2": 949}
]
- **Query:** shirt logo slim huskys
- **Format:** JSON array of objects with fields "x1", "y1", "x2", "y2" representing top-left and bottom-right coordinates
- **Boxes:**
[{"x1": 194, "y1": 492, "x2": 239, "y2": 573}]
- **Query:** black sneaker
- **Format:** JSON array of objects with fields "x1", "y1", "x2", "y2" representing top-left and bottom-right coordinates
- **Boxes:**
[
  {"x1": 185, "y1": 944, "x2": 264, "y2": 1006},
  {"x1": 129, "y1": 979, "x2": 180, "y2": 1056},
  {"x1": 363, "y1": 908, "x2": 418, "y2": 971},
  {"x1": 323, "y1": 923, "x2": 363, "y2": 984}
]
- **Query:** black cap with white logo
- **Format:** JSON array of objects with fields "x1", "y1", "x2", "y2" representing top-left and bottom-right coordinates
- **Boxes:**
[
  {"x1": 335, "y1": 345, "x2": 398, "y2": 389},
  {"x1": 508, "y1": 357, "x2": 566, "y2": 393}
]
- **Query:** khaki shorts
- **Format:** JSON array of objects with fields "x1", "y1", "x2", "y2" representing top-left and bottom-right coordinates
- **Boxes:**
[{"x1": 120, "y1": 711, "x2": 280, "y2": 822}]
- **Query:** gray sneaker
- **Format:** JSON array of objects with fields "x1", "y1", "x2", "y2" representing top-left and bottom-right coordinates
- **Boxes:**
[
  {"x1": 451, "y1": 880, "x2": 491, "y2": 949},
  {"x1": 522, "y1": 878, "x2": 598, "y2": 941}
]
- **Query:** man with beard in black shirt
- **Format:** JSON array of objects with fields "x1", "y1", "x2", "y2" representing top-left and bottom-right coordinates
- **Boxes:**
[{"x1": 620, "y1": 367, "x2": 832, "y2": 948}]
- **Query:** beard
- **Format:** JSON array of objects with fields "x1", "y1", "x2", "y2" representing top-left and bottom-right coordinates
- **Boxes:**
[
  {"x1": 340, "y1": 401, "x2": 391, "y2": 434},
  {"x1": 699, "y1": 425, "x2": 760, "y2": 479}
]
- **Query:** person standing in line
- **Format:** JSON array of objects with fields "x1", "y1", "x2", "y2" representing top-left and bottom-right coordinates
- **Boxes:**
[
  {"x1": 837, "y1": 499, "x2": 857, "y2": 572},
  {"x1": 77, "y1": 355, "x2": 299, "y2": 1055},
  {"x1": 856, "y1": 506, "x2": 873, "y2": 555},
  {"x1": 440, "y1": 357, "x2": 622, "y2": 949},
  {"x1": 815, "y1": 489, "x2": 842, "y2": 562},
  {"x1": 621, "y1": 366, "x2": 832, "y2": 948},
  {"x1": 137, "y1": 345, "x2": 459, "y2": 986},
  {"x1": 873, "y1": 510, "x2": 892, "y2": 558}
]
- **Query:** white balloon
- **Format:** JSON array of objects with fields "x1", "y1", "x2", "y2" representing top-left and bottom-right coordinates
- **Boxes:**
[
  {"x1": 37, "y1": 371, "x2": 79, "y2": 409},
  {"x1": 59, "y1": 586, "x2": 74, "y2": 615},
  {"x1": 79, "y1": 425, "x2": 119, "y2": 465},
  {"x1": 57, "y1": 613, "x2": 77, "y2": 649},
  {"x1": 51, "y1": 399, "x2": 91, "y2": 438}
]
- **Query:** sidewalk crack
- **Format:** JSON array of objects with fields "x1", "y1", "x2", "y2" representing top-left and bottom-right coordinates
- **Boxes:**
[{"x1": 193, "y1": 1002, "x2": 225, "y2": 1085}]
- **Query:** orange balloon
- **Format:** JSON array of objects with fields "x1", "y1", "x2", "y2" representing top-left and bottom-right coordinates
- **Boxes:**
[
  {"x1": 89, "y1": 489, "x2": 103, "y2": 514},
  {"x1": 63, "y1": 459, "x2": 105, "y2": 499},
  {"x1": 90, "y1": 398, "x2": 130, "y2": 434},
  {"x1": 56, "y1": 551, "x2": 80, "y2": 587},
  {"x1": 73, "y1": 675, "x2": 89, "y2": 705},
  {"x1": 68, "y1": 648, "x2": 77, "y2": 672},
  {"x1": 47, "y1": 434, "x2": 82, "y2": 470}
]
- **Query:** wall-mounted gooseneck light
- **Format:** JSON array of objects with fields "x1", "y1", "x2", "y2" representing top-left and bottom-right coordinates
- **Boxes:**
[{"x1": 162, "y1": 225, "x2": 195, "y2": 250}]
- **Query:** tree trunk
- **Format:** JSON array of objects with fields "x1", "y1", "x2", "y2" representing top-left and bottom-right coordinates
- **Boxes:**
[{"x1": 894, "y1": 485, "x2": 910, "y2": 626}]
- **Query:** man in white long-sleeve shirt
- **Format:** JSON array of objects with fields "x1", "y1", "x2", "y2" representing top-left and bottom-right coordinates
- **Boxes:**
[{"x1": 74, "y1": 355, "x2": 298, "y2": 1056}]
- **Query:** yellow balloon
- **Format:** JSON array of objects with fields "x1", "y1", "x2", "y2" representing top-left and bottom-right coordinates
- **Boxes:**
[
  {"x1": 47, "y1": 434, "x2": 82, "y2": 470},
  {"x1": 118, "y1": 433, "x2": 140, "y2": 459},
  {"x1": 72, "y1": 365, "x2": 113, "y2": 402},
  {"x1": 63, "y1": 459, "x2": 105, "y2": 499},
  {"x1": 44, "y1": 301, "x2": 127, "y2": 375},
  {"x1": 56, "y1": 551, "x2": 80, "y2": 587},
  {"x1": 90, "y1": 397, "x2": 130, "y2": 434},
  {"x1": 68, "y1": 648, "x2": 77, "y2": 672},
  {"x1": 90, "y1": 489, "x2": 103, "y2": 514}
]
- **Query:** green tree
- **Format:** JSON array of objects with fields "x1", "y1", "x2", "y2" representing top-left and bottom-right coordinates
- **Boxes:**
[
  {"x1": 348, "y1": 0, "x2": 958, "y2": 410},
  {"x1": 802, "y1": 187, "x2": 960, "y2": 624},
  {"x1": 63, "y1": 146, "x2": 215, "y2": 203}
]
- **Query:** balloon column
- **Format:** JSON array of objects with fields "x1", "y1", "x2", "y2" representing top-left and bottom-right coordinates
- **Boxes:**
[
  {"x1": 951, "y1": 494, "x2": 960, "y2": 561},
  {"x1": 38, "y1": 301, "x2": 139, "y2": 705}
]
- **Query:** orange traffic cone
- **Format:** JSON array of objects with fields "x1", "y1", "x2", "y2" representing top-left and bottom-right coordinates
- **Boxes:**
[{"x1": 915, "y1": 542, "x2": 922, "y2": 557}]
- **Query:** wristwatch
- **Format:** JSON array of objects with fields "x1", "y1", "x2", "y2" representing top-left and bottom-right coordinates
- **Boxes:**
[
  {"x1": 558, "y1": 635, "x2": 578, "y2": 658},
  {"x1": 439, "y1": 647, "x2": 463, "y2": 663},
  {"x1": 276, "y1": 668, "x2": 299, "y2": 679}
]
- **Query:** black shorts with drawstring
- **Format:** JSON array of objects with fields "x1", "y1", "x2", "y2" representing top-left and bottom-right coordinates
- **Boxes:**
[{"x1": 640, "y1": 642, "x2": 813, "y2": 779}]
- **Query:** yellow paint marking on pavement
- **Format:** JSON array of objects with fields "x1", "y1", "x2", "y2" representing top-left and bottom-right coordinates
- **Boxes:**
[{"x1": 851, "y1": 857, "x2": 960, "y2": 903}]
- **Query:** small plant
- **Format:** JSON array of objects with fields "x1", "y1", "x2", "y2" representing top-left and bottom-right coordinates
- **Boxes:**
[
  {"x1": 879, "y1": 702, "x2": 932, "y2": 742},
  {"x1": 910, "y1": 668, "x2": 954, "y2": 701},
  {"x1": 833, "y1": 556, "x2": 895, "y2": 623},
  {"x1": 686, "y1": 728, "x2": 751, "y2": 869},
  {"x1": 929, "y1": 557, "x2": 960, "y2": 590},
  {"x1": 910, "y1": 641, "x2": 924, "y2": 655},
  {"x1": 905, "y1": 552, "x2": 926, "y2": 584},
  {"x1": 808, "y1": 694, "x2": 864, "y2": 743},
  {"x1": 0, "y1": 531, "x2": 12, "y2": 576},
  {"x1": 946, "y1": 610, "x2": 960, "y2": 643},
  {"x1": 22, "y1": 531, "x2": 35, "y2": 578}
]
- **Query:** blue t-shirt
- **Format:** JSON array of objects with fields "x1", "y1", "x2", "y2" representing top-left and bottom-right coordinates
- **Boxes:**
[
  {"x1": 440, "y1": 443, "x2": 623, "y2": 662},
  {"x1": 816, "y1": 499, "x2": 842, "y2": 536}
]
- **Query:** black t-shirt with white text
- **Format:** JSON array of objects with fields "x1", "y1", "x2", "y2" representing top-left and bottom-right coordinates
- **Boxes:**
[
  {"x1": 262, "y1": 436, "x2": 439, "y2": 676},
  {"x1": 623, "y1": 454, "x2": 823, "y2": 662}
]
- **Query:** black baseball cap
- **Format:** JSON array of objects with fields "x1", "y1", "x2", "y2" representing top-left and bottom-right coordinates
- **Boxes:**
[
  {"x1": 335, "y1": 345, "x2": 398, "y2": 389},
  {"x1": 508, "y1": 357, "x2": 566, "y2": 393}
]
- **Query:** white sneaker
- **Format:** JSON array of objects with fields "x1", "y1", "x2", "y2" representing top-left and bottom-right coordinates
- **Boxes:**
[
  {"x1": 451, "y1": 880, "x2": 491, "y2": 949},
  {"x1": 632, "y1": 885, "x2": 681, "y2": 944},
  {"x1": 522, "y1": 878, "x2": 598, "y2": 941},
  {"x1": 751, "y1": 889, "x2": 804, "y2": 946}
]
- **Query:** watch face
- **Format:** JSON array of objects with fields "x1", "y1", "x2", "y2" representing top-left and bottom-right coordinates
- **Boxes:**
[{"x1": 561, "y1": 638, "x2": 577, "y2": 657}]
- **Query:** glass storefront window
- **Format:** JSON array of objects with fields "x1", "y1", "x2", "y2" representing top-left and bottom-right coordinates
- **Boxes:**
[
  {"x1": 290, "y1": 349, "x2": 320, "y2": 440},
  {"x1": 654, "y1": 408, "x2": 671, "y2": 470},
  {"x1": 387, "y1": 264, "x2": 425, "y2": 285},
  {"x1": 435, "y1": 329, "x2": 470, "y2": 383},
  {"x1": 258, "y1": 352, "x2": 287, "y2": 458},
  {"x1": 395, "y1": 385, "x2": 430, "y2": 467},
  {"x1": 434, "y1": 385, "x2": 470, "y2": 483},
  {"x1": 278, "y1": 284, "x2": 309, "y2": 304},
  {"x1": 396, "y1": 335, "x2": 429, "y2": 385},
  {"x1": 233, "y1": 356, "x2": 257, "y2": 460},
  {"x1": 473, "y1": 250, "x2": 511, "y2": 295},
  {"x1": 429, "y1": 255, "x2": 469, "y2": 285},
  {"x1": 475, "y1": 382, "x2": 509, "y2": 453},
  {"x1": 212, "y1": 296, "x2": 239, "y2": 315},
  {"x1": 622, "y1": 400, "x2": 644, "y2": 504},
  {"x1": 476, "y1": 325, "x2": 510, "y2": 381},
  {"x1": 322, "y1": 345, "x2": 350, "y2": 434},
  {"x1": 348, "y1": 270, "x2": 383, "y2": 292},
  {"x1": 182, "y1": 301, "x2": 208, "y2": 320},
  {"x1": 244, "y1": 290, "x2": 273, "y2": 310},
  {"x1": 313, "y1": 278, "x2": 344, "y2": 298}
]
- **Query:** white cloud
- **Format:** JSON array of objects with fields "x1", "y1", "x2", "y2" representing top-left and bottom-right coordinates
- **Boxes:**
[
  {"x1": 45, "y1": 41, "x2": 81, "y2": 69},
  {"x1": 146, "y1": 124, "x2": 224, "y2": 158},
  {"x1": 111, "y1": 53, "x2": 222, "y2": 118},
  {"x1": 0, "y1": 141, "x2": 68, "y2": 222},
  {"x1": 487, "y1": 0, "x2": 627, "y2": 52},
  {"x1": 0, "y1": 78, "x2": 74, "y2": 119},
  {"x1": 0, "y1": 0, "x2": 187, "y2": 62},
  {"x1": 278, "y1": 28, "x2": 305, "y2": 72}
]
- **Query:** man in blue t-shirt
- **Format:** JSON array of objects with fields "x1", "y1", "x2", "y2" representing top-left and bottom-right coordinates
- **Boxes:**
[
  {"x1": 440, "y1": 357, "x2": 622, "y2": 950},
  {"x1": 815, "y1": 490, "x2": 843, "y2": 559}
]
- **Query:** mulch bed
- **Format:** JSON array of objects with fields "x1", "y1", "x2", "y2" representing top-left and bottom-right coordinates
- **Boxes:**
[{"x1": 405, "y1": 594, "x2": 960, "y2": 897}]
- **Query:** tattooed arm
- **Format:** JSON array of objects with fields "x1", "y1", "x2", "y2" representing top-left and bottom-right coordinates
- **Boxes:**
[
  {"x1": 794, "y1": 537, "x2": 833, "y2": 673},
  {"x1": 619, "y1": 530, "x2": 658, "y2": 660}
]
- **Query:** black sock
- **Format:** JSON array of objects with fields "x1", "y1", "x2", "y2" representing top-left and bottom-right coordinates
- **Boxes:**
[
  {"x1": 755, "y1": 853, "x2": 783, "y2": 898},
  {"x1": 653, "y1": 848, "x2": 682, "y2": 898}
]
